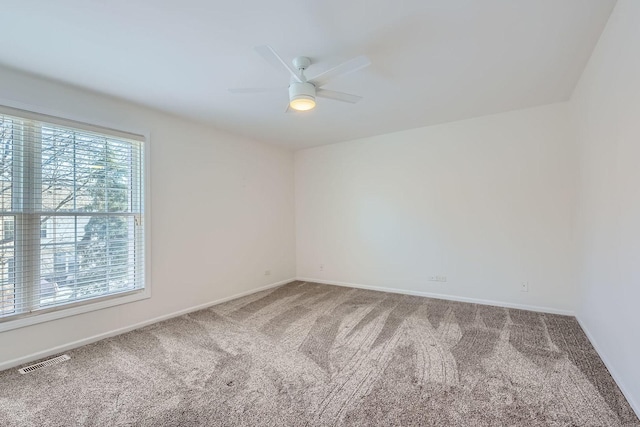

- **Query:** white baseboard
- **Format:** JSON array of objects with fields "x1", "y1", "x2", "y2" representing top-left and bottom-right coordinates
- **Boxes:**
[
  {"x1": 296, "y1": 277, "x2": 575, "y2": 316},
  {"x1": 576, "y1": 316, "x2": 640, "y2": 419},
  {"x1": 0, "y1": 277, "x2": 296, "y2": 372}
]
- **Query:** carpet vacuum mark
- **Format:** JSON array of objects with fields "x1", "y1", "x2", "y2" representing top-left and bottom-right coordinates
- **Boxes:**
[{"x1": 1, "y1": 281, "x2": 638, "y2": 426}]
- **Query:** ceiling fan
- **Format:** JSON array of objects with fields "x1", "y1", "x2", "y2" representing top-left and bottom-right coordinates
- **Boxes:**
[{"x1": 229, "y1": 45, "x2": 371, "y2": 112}]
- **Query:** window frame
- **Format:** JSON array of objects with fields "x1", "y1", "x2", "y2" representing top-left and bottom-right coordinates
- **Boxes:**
[
  {"x1": 0, "y1": 101, "x2": 151, "y2": 333},
  {"x1": 2, "y1": 219, "x2": 13, "y2": 240}
]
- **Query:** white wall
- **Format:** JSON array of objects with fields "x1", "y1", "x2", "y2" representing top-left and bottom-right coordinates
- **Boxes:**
[
  {"x1": 296, "y1": 103, "x2": 576, "y2": 313},
  {"x1": 570, "y1": 0, "x2": 640, "y2": 414},
  {"x1": 0, "y1": 66, "x2": 296, "y2": 366},
  {"x1": 2, "y1": 3, "x2": 638, "y2": 414}
]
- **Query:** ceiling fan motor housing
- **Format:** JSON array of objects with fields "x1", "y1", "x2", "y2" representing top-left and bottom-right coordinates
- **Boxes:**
[{"x1": 289, "y1": 81, "x2": 316, "y2": 100}]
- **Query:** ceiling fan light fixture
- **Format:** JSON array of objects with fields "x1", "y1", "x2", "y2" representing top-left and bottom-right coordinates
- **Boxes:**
[
  {"x1": 290, "y1": 95, "x2": 316, "y2": 111},
  {"x1": 289, "y1": 82, "x2": 316, "y2": 111}
]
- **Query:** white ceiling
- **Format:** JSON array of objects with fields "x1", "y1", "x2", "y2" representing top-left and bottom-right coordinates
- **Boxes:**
[{"x1": 2, "y1": 0, "x2": 616, "y2": 149}]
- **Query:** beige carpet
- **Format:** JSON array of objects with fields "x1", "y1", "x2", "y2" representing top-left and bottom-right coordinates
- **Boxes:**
[{"x1": 0, "y1": 281, "x2": 638, "y2": 426}]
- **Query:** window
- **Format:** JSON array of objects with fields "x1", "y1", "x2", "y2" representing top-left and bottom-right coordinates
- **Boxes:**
[
  {"x1": 0, "y1": 106, "x2": 146, "y2": 324},
  {"x1": 3, "y1": 218, "x2": 13, "y2": 240}
]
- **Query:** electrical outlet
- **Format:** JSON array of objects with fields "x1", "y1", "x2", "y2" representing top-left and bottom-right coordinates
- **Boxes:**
[
  {"x1": 436, "y1": 275, "x2": 447, "y2": 282},
  {"x1": 521, "y1": 281, "x2": 529, "y2": 292},
  {"x1": 264, "y1": 270, "x2": 271, "y2": 276}
]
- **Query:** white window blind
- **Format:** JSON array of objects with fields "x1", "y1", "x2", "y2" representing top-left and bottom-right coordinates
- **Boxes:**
[{"x1": 0, "y1": 106, "x2": 145, "y2": 322}]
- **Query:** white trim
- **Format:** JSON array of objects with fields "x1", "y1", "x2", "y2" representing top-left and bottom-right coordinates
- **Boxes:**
[
  {"x1": 296, "y1": 277, "x2": 575, "y2": 316},
  {"x1": 142, "y1": 125, "x2": 152, "y2": 322},
  {"x1": 0, "y1": 97, "x2": 150, "y2": 140},
  {"x1": 576, "y1": 316, "x2": 640, "y2": 419},
  {"x1": 0, "y1": 104, "x2": 144, "y2": 142},
  {"x1": 0, "y1": 289, "x2": 151, "y2": 333},
  {"x1": 0, "y1": 277, "x2": 295, "y2": 372}
]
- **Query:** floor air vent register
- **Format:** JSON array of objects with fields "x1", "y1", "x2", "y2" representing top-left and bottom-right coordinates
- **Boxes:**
[{"x1": 18, "y1": 354, "x2": 71, "y2": 374}]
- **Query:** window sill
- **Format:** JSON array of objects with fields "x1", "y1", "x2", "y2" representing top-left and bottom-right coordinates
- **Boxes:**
[{"x1": 0, "y1": 288, "x2": 150, "y2": 333}]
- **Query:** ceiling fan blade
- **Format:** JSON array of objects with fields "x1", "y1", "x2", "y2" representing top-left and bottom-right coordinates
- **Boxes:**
[
  {"x1": 316, "y1": 88, "x2": 363, "y2": 104},
  {"x1": 308, "y1": 55, "x2": 371, "y2": 88},
  {"x1": 254, "y1": 45, "x2": 302, "y2": 83},
  {"x1": 228, "y1": 87, "x2": 283, "y2": 94}
]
